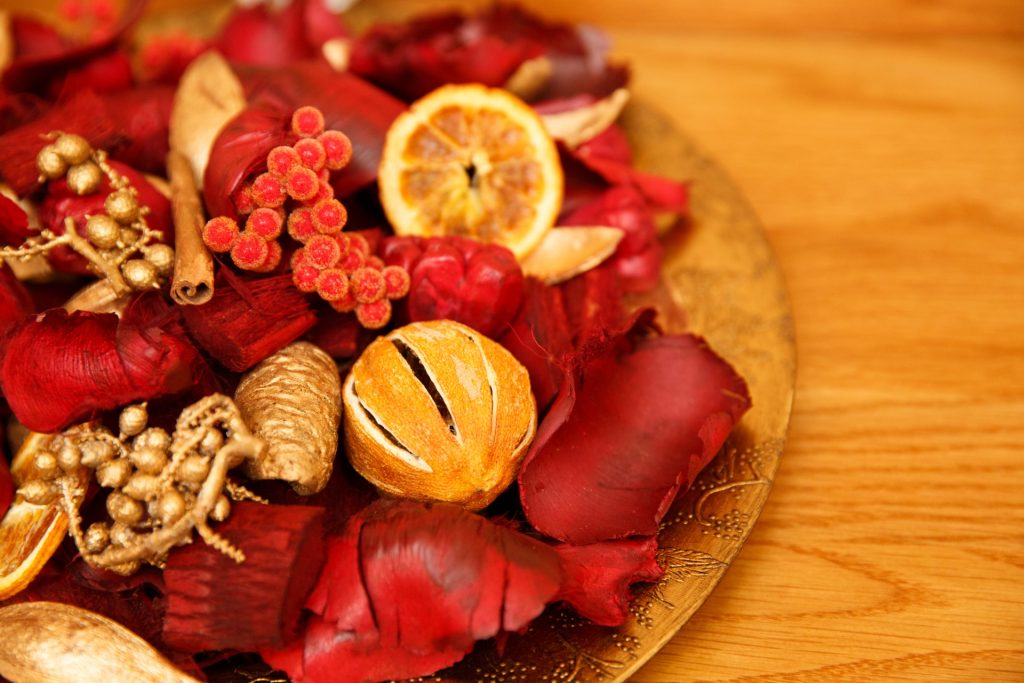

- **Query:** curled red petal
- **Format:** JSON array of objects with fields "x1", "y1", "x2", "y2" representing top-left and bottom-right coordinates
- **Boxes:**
[
  {"x1": 519, "y1": 316, "x2": 752, "y2": 544},
  {"x1": 103, "y1": 86, "x2": 175, "y2": 175},
  {"x1": 0, "y1": 293, "x2": 212, "y2": 433},
  {"x1": 264, "y1": 499, "x2": 562, "y2": 683},
  {"x1": 214, "y1": 0, "x2": 346, "y2": 67},
  {"x1": 554, "y1": 537, "x2": 663, "y2": 626},
  {"x1": 0, "y1": 262, "x2": 34, "y2": 337}
]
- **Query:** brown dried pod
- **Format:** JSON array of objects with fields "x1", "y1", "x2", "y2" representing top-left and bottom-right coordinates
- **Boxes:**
[
  {"x1": 0, "y1": 602, "x2": 199, "y2": 683},
  {"x1": 343, "y1": 320, "x2": 537, "y2": 511},
  {"x1": 235, "y1": 342, "x2": 341, "y2": 495}
]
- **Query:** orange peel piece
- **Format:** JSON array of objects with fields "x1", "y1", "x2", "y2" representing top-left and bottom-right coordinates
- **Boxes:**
[{"x1": 379, "y1": 84, "x2": 563, "y2": 260}]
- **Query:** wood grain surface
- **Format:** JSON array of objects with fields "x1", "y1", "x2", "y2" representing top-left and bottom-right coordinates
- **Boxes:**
[{"x1": 4, "y1": 0, "x2": 1022, "y2": 680}]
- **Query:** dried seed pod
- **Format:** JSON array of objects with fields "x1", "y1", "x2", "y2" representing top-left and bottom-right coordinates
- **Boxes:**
[
  {"x1": 0, "y1": 602, "x2": 199, "y2": 683},
  {"x1": 234, "y1": 342, "x2": 341, "y2": 495},
  {"x1": 343, "y1": 320, "x2": 537, "y2": 511}
]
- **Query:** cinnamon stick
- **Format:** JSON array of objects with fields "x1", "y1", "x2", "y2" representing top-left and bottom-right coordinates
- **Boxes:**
[{"x1": 168, "y1": 150, "x2": 214, "y2": 305}]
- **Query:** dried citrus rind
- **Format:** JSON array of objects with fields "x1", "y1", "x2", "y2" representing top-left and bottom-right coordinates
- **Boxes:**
[{"x1": 379, "y1": 84, "x2": 563, "y2": 259}]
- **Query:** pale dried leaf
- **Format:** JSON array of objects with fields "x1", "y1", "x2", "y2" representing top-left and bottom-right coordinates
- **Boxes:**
[
  {"x1": 520, "y1": 226, "x2": 624, "y2": 284},
  {"x1": 0, "y1": 12, "x2": 12, "y2": 76},
  {"x1": 321, "y1": 37, "x2": 351, "y2": 72},
  {"x1": 505, "y1": 55, "x2": 553, "y2": 101},
  {"x1": 169, "y1": 51, "x2": 246, "y2": 189},
  {"x1": 541, "y1": 88, "x2": 630, "y2": 149}
]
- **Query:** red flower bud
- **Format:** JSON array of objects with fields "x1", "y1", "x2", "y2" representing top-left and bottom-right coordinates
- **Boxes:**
[
  {"x1": 315, "y1": 269, "x2": 349, "y2": 302},
  {"x1": 355, "y1": 299, "x2": 391, "y2": 329},
  {"x1": 267, "y1": 145, "x2": 301, "y2": 178},
  {"x1": 312, "y1": 199, "x2": 347, "y2": 234},
  {"x1": 251, "y1": 172, "x2": 286, "y2": 209},
  {"x1": 294, "y1": 137, "x2": 327, "y2": 172},
  {"x1": 305, "y1": 234, "x2": 341, "y2": 270},
  {"x1": 318, "y1": 130, "x2": 352, "y2": 171},
  {"x1": 287, "y1": 208, "x2": 317, "y2": 243},
  {"x1": 231, "y1": 232, "x2": 270, "y2": 270},
  {"x1": 286, "y1": 167, "x2": 319, "y2": 202},
  {"x1": 245, "y1": 207, "x2": 284, "y2": 242},
  {"x1": 382, "y1": 265, "x2": 411, "y2": 300},
  {"x1": 203, "y1": 216, "x2": 241, "y2": 253},
  {"x1": 350, "y1": 267, "x2": 385, "y2": 304},
  {"x1": 291, "y1": 105, "x2": 325, "y2": 138}
]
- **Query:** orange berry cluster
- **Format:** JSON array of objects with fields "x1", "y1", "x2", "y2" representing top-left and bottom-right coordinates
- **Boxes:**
[
  {"x1": 291, "y1": 232, "x2": 410, "y2": 329},
  {"x1": 201, "y1": 106, "x2": 353, "y2": 273}
]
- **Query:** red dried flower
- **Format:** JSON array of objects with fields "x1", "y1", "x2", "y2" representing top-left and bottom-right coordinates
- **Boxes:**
[
  {"x1": 267, "y1": 145, "x2": 301, "y2": 178},
  {"x1": 311, "y1": 198, "x2": 346, "y2": 234},
  {"x1": 287, "y1": 207, "x2": 317, "y2": 243},
  {"x1": 518, "y1": 313, "x2": 752, "y2": 544},
  {"x1": 0, "y1": 262, "x2": 34, "y2": 336},
  {"x1": 314, "y1": 269, "x2": 349, "y2": 302},
  {"x1": 355, "y1": 299, "x2": 391, "y2": 329},
  {"x1": 304, "y1": 234, "x2": 341, "y2": 270},
  {"x1": 0, "y1": 295, "x2": 211, "y2": 433},
  {"x1": 262, "y1": 500, "x2": 562, "y2": 683},
  {"x1": 285, "y1": 166, "x2": 319, "y2": 202},
  {"x1": 244, "y1": 207, "x2": 284, "y2": 242},
  {"x1": 202, "y1": 216, "x2": 240, "y2": 253},
  {"x1": 291, "y1": 105, "x2": 325, "y2": 138},
  {"x1": 293, "y1": 137, "x2": 326, "y2": 172},
  {"x1": 318, "y1": 130, "x2": 352, "y2": 171},
  {"x1": 231, "y1": 232, "x2": 271, "y2": 271}
]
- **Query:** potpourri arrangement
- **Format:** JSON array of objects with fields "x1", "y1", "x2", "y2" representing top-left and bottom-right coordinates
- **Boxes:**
[{"x1": 0, "y1": 2, "x2": 752, "y2": 682}]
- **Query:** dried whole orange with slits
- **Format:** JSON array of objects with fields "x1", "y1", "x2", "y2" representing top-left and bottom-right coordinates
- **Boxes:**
[{"x1": 379, "y1": 84, "x2": 563, "y2": 259}]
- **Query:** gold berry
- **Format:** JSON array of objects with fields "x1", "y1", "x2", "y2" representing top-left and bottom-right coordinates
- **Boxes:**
[
  {"x1": 96, "y1": 459, "x2": 132, "y2": 489},
  {"x1": 156, "y1": 489, "x2": 187, "y2": 525},
  {"x1": 33, "y1": 452, "x2": 59, "y2": 479},
  {"x1": 66, "y1": 162, "x2": 103, "y2": 195},
  {"x1": 107, "y1": 492, "x2": 144, "y2": 524},
  {"x1": 134, "y1": 428, "x2": 171, "y2": 452},
  {"x1": 54, "y1": 133, "x2": 92, "y2": 165},
  {"x1": 178, "y1": 454, "x2": 210, "y2": 483},
  {"x1": 198, "y1": 429, "x2": 224, "y2": 457},
  {"x1": 19, "y1": 480, "x2": 56, "y2": 506},
  {"x1": 56, "y1": 443, "x2": 82, "y2": 472},
  {"x1": 86, "y1": 214, "x2": 121, "y2": 249},
  {"x1": 83, "y1": 523, "x2": 111, "y2": 553},
  {"x1": 118, "y1": 227, "x2": 141, "y2": 246},
  {"x1": 143, "y1": 244, "x2": 175, "y2": 276},
  {"x1": 211, "y1": 495, "x2": 231, "y2": 522},
  {"x1": 130, "y1": 447, "x2": 168, "y2": 475},
  {"x1": 122, "y1": 259, "x2": 158, "y2": 290},
  {"x1": 36, "y1": 144, "x2": 68, "y2": 179},
  {"x1": 122, "y1": 473, "x2": 160, "y2": 501},
  {"x1": 119, "y1": 404, "x2": 148, "y2": 437},
  {"x1": 81, "y1": 440, "x2": 116, "y2": 468},
  {"x1": 105, "y1": 189, "x2": 140, "y2": 224},
  {"x1": 109, "y1": 521, "x2": 135, "y2": 547}
]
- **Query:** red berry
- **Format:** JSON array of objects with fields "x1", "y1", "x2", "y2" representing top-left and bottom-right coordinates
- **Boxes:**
[
  {"x1": 308, "y1": 179, "x2": 334, "y2": 205},
  {"x1": 292, "y1": 262, "x2": 320, "y2": 293},
  {"x1": 294, "y1": 138, "x2": 327, "y2": 172},
  {"x1": 266, "y1": 146, "x2": 301, "y2": 178},
  {"x1": 348, "y1": 232, "x2": 370, "y2": 256},
  {"x1": 231, "y1": 232, "x2": 270, "y2": 270},
  {"x1": 305, "y1": 234, "x2": 341, "y2": 270},
  {"x1": 319, "y1": 130, "x2": 352, "y2": 171},
  {"x1": 338, "y1": 249, "x2": 365, "y2": 273},
  {"x1": 286, "y1": 167, "x2": 319, "y2": 202},
  {"x1": 315, "y1": 269, "x2": 349, "y2": 302},
  {"x1": 350, "y1": 267, "x2": 386, "y2": 304},
  {"x1": 233, "y1": 185, "x2": 256, "y2": 215},
  {"x1": 202, "y1": 216, "x2": 240, "y2": 253},
  {"x1": 254, "y1": 240, "x2": 283, "y2": 273},
  {"x1": 290, "y1": 248, "x2": 308, "y2": 270},
  {"x1": 287, "y1": 208, "x2": 317, "y2": 243},
  {"x1": 251, "y1": 173, "x2": 286, "y2": 209},
  {"x1": 311, "y1": 199, "x2": 347, "y2": 234},
  {"x1": 329, "y1": 289, "x2": 358, "y2": 313},
  {"x1": 365, "y1": 256, "x2": 385, "y2": 271},
  {"x1": 245, "y1": 207, "x2": 284, "y2": 241},
  {"x1": 356, "y1": 299, "x2": 392, "y2": 329},
  {"x1": 382, "y1": 265, "x2": 411, "y2": 299},
  {"x1": 291, "y1": 106, "x2": 325, "y2": 138}
]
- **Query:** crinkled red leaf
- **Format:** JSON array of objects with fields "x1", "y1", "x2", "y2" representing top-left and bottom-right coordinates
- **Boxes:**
[
  {"x1": 350, "y1": 5, "x2": 626, "y2": 102},
  {"x1": 103, "y1": 86, "x2": 175, "y2": 175},
  {"x1": 0, "y1": 262, "x2": 34, "y2": 335},
  {"x1": 163, "y1": 502, "x2": 326, "y2": 652},
  {"x1": 519, "y1": 316, "x2": 751, "y2": 544},
  {"x1": 205, "y1": 63, "x2": 404, "y2": 218},
  {"x1": 214, "y1": 0, "x2": 347, "y2": 67},
  {"x1": 181, "y1": 270, "x2": 317, "y2": 372},
  {"x1": 560, "y1": 184, "x2": 663, "y2": 293},
  {"x1": 36, "y1": 159, "x2": 172, "y2": 275},
  {"x1": 381, "y1": 236, "x2": 524, "y2": 338},
  {"x1": 560, "y1": 263, "x2": 626, "y2": 346},
  {"x1": 0, "y1": 293, "x2": 212, "y2": 433},
  {"x1": 0, "y1": 193, "x2": 32, "y2": 245},
  {"x1": 138, "y1": 32, "x2": 210, "y2": 85},
  {"x1": 2, "y1": 0, "x2": 144, "y2": 97},
  {"x1": 263, "y1": 499, "x2": 562, "y2": 683},
  {"x1": 554, "y1": 537, "x2": 663, "y2": 626},
  {"x1": 0, "y1": 89, "x2": 118, "y2": 196}
]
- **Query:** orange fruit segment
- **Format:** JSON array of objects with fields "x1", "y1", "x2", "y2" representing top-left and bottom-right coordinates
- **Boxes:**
[
  {"x1": 0, "y1": 433, "x2": 79, "y2": 600},
  {"x1": 379, "y1": 84, "x2": 563, "y2": 259}
]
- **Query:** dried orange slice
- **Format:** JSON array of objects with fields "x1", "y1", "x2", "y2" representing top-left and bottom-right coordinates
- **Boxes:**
[
  {"x1": 379, "y1": 84, "x2": 563, "y2": 259},
  {"x1": 0, "y1": 433, "x2": 80, "y2": 600}
]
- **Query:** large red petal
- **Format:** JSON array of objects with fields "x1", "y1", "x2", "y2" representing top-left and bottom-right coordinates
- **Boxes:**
[{"x1": 519, "y1": 320, "x2": 751, "y2": 544}]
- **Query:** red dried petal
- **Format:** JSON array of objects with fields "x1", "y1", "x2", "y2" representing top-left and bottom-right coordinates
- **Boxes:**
[
  {"x1": 263, "y1": 500, "x2": 562, "y2": 683},
  {"x1": 214, "y1": 0, "x2": 347, "y2": 68},
  {"x1": 0, "y1": 294, "x2": 211, "y2": 432},
  {"x1": 303, "y1": 312, "x2": 361, "y2": 358},
  {"x1": 181, "y1": 271, "x2": 317, "y2": 372},
  {"x1": 137, "y1": 31, "x2": 209, "y2": 85},
  {"x1": 554, "y1": 537, "x2": 663, "y2": 626},
  {"x1": 518, "y1": 316, "x2": 752, "y2": 544},
  {"x1": 163, "y1": 502, "x2": 326, "y2": 652},
  {"x1": 0, "y1": 262, "x2": 34, "y2": 335}
]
